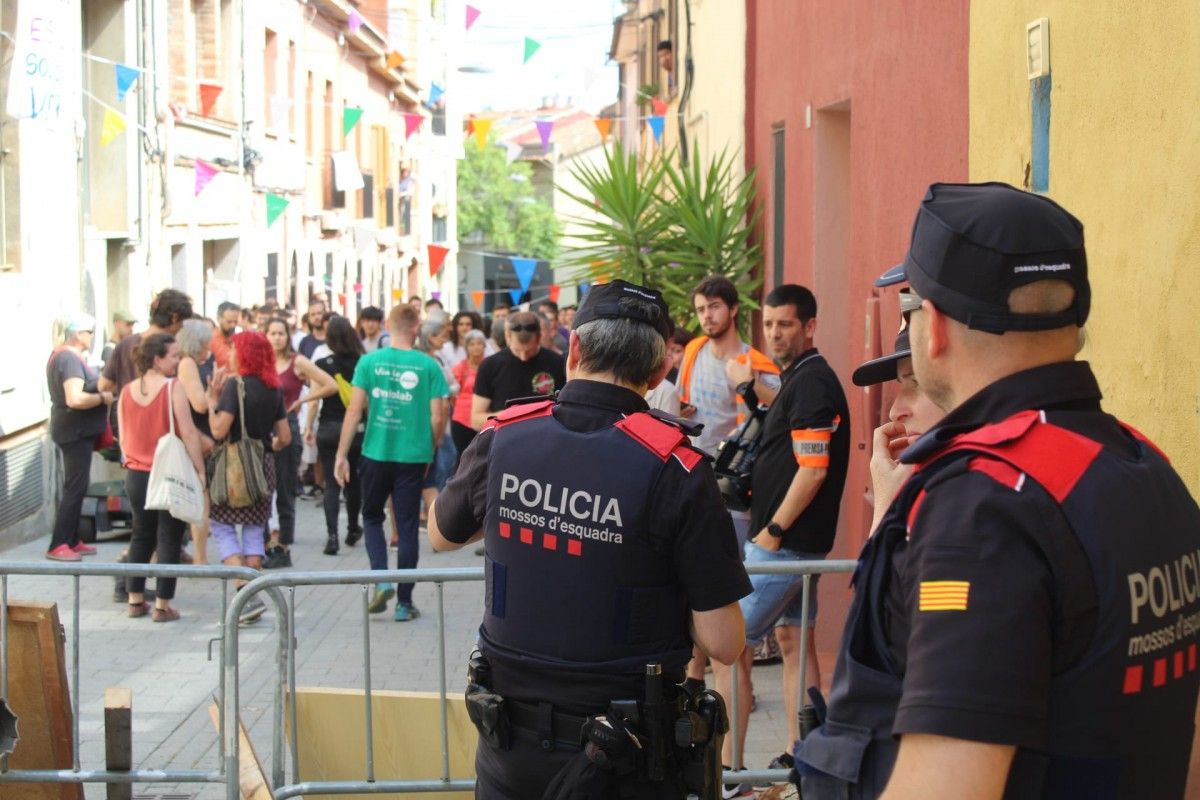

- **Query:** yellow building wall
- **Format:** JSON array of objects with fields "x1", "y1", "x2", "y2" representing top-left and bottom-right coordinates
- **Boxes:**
[{"x1": 970, "y1": 2, "x2": 1200, "y2": 491}]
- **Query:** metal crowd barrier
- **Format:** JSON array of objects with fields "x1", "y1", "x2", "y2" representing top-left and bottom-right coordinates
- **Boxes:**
[{"x1": 0, "y1": 557, "x2": 857, "y2": 798}]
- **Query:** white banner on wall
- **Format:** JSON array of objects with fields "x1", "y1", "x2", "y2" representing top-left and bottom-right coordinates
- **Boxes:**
[{"x1": 5, "y1": 0, "x2": 73, "y2": 126}]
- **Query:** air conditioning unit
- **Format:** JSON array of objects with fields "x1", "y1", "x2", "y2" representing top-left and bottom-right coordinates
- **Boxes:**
[{"x1": 319, "y1": 210, "x2": 346, "y2": 231}]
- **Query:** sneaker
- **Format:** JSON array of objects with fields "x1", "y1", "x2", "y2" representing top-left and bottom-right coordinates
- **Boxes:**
[
  {"x1": 46, "y1": 544, "x2": 81, "y2": 562},
  {"x1": 72, "y1": 542, "x2": 98, "y2": 556},
  {"x1": 721, "y1": 770, "x2": 754, "y2": 799},
  {"x1": 393, "y1": 602, "x2": 420, "y2": 622},
  {"x1": 767, "y1": 752, "x2": 794, "y2": 771},
  {"x1": 367, "y1": 583, "x2": 395, "y2": 614},
  {"x1": 345, "y1": 526, "x2": 363, "y2": 547},
  {"x1": 323, "y1": 535, "x2": 339, "y2": 556},
  {"x1": 238, "y1": 596, "x2": 267, "y2": 625}
]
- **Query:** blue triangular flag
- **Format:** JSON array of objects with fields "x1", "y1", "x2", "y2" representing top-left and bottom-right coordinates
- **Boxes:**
[
  {"x1": 511, "y1": 257, "x2": 538, "y2": 292},
  {"x1": 509, "y1": 288, "x2": 524, "y2": 306},
  {"x1": 115, "y1": 64, "x2": 140, "y2": 102},
  {"x1": 648, "y1": 116, "x2": 665, "y2": 143},
  {"x1": 429, "y1": 82, "x2": 445, "y2": 107},
  {"x1": 579, "y1": 281, "x2": 591, "y2": 297}
]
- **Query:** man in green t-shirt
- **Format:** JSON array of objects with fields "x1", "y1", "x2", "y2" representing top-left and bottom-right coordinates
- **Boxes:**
[{"x1": 336, "y1": 304, "x2": 449, "y2": 621}]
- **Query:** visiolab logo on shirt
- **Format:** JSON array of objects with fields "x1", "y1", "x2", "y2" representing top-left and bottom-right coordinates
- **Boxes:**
[{"x1": 531, "y1": 372, "x2": 555, "y2": 395}]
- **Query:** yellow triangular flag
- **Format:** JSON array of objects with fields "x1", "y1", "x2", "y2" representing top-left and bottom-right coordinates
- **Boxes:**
[
  {"x1": 473, "y1": 118, "x2": 493, "y2": 150},
  {"x1": 100, "y1": 108, "x2": 125, "y2": 146}
]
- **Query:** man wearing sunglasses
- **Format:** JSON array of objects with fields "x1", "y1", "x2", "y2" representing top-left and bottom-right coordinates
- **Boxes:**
[
  {"x1": 470, "y1": 310, "x2": 566, "y2": 430},
  {"x1": 795, "y1": 182, "x2": 1200, "y2": 800}
]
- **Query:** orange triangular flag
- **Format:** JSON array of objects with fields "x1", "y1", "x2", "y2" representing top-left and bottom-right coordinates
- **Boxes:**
[
  {"x1": 471, "y1": 290, "x2": 485, "y2": 309},
  {"x1": 473, "y1": 118, "x2": 493, "y2": 150},
  {"x1": 594, "y1": 117, "x2": 612, "y2": 143},
  {"x1": 199, "y1": 82, "x2": 222, "y2": 117},
  {"x1": 386, "y1": 51, "x2": 405, "y2": 70}
]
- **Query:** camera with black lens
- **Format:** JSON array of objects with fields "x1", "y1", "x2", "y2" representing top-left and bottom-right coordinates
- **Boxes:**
[{"x1": 712, "y1": 381, "x2": 768, "y2": 512}]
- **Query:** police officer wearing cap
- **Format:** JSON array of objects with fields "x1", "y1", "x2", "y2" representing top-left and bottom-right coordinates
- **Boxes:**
[
  {"x1": 795, "y1": 182, "x2": 1200, "y2": 799},
  {"x1": 430, "y1": 280, "x2": 752, "y2": 799}
]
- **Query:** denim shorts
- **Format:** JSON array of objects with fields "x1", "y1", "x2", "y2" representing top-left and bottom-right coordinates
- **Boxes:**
[{"x1": 740, "y1": 541, "x2": 825, "y2": 644}]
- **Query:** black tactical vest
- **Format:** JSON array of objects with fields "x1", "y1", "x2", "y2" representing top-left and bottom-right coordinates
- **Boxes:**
[
  {"x1": 797, "y1": 409, "x2": 1200, "y2": 799},
  {"x1": 477, "y1": 399, "x2": 701, "y2": 712}
]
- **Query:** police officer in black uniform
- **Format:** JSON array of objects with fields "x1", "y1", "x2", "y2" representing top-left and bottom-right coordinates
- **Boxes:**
[
  {"x1": 795, "y1": 182, "x2": 1200, "y2": 799},
  {"x1": 430, "y1": 280, "x2": 752, "y2": 799}
]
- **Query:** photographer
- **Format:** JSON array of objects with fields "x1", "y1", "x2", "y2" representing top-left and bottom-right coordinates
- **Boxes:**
[{"x1": 714, "y1": 284, "x2": 850, "y2": 792}]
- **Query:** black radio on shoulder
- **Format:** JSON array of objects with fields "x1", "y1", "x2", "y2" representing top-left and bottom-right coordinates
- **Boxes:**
[{"x1": 712, "y1": 381, "x2": 768, "y2": 512}]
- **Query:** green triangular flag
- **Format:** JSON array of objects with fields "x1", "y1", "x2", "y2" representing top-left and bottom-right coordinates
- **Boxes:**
[
  {"x1": 343, "y1": 106, "x2": 364, "y2": 136},
  {"x1": 523, "y1": 37, "x2": 541, "y2": 64},
  {"x1": 266, "y1": 193, "x2": 289, "y2": 226}
]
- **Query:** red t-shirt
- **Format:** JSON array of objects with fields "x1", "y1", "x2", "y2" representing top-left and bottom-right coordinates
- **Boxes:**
[{"x1": 452, "y1": 360, "x2": 479, "y2": 428}]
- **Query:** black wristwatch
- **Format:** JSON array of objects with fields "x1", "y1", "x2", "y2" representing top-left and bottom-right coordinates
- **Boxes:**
[{"x1": 766, "y1": 522, "x2": 785, "y2": 538}]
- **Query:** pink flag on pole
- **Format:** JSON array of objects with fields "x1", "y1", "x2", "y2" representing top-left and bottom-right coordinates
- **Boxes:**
[
  {"x1": 347, "y1": 10, "x2": 364, "y2": 34},
  {"x1": 466, "y1": 5, "x2": 481, "y2": 30},
  {"x1": 194, "y1": 160, "x2": 218, "y2": 195},
  {"x1": 404, "y1": 113, "x2": 423, "y2": 139},
  {"x1": 535, "y1": 120, "x2": 554, "y2": 152}
]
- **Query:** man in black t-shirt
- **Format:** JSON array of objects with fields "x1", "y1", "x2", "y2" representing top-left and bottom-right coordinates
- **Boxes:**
[
  {"x1": 297, "y1": 299, "x2": 328, "y2": 359},
  {"x1": 713, "y1": 284, "x2": 850, "y2": 786},
  {"x1": 469, "y1": 310, "x2": 566, "y2": 430}
]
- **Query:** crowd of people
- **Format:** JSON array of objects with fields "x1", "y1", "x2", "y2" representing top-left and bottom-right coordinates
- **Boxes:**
[{"x1": 42, "y1": 181, "x2": 1200, "y2": 800}]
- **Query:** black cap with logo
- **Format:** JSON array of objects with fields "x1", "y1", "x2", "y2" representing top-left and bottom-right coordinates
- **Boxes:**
[
  {"x1": 853, "y1": 329, "x2": 912, "y2": 387},
  {"x1": 876, "y1": 182, "x2": 1089, "y2": 334},
  {"x1": 571, "y1": 279, "x2": 673, "y2": 340}
]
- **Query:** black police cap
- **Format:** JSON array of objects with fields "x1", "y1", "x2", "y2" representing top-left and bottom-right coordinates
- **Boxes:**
[
  {"x1": 571, "y1": 279, "x2": 672, "y2": 340},
  {"x1": 877, "y1": 182, "x2": 1089, "y2": 333},
  {"x1": 853, "y1": 329, "x2": 912, "y2": 387}
]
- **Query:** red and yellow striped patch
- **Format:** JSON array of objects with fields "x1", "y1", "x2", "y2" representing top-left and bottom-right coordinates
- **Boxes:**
[{"x1": 918, "y1": 581, "x2": 970, "y2": 611}]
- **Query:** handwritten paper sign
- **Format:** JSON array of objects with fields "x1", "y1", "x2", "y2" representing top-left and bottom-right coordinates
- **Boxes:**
[{"x1": 6, "y1": 0, "x2": 72, "y2": 125}]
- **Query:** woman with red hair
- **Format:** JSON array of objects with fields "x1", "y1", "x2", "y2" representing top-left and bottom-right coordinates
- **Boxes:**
[{"x1": 206, "y1": 330, "x2": 291, "y2": 624}]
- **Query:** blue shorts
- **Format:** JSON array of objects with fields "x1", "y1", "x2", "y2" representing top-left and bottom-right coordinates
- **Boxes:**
[{"x1": 740, "y1": 541, "x2": 825, "y2": 644}]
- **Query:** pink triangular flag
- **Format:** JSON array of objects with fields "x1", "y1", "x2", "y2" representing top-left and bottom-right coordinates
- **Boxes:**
[
  {"x1": 651, "y1": 97, "x2": 668, "y2": 116},
  {"x1": 347, "y1": 9, "x2": 364, "y2": 34},
  {"x1": 404, "y1": 113, "x2": 423, "y2": 140},
  {"x1": 535, "y1": 119, "x2": 554, "y2": 152},
  {"x1": 194, "y1": 160, "x2": 218, "y2": 195},
  {"x1": 466, "y1": 5, "x2": 481, "y2": 31}
]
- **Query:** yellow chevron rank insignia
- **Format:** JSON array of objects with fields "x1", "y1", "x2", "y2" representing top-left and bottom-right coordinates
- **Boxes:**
[{"x1": 918, "y1": 580, "x2": 970, "y2": 611}]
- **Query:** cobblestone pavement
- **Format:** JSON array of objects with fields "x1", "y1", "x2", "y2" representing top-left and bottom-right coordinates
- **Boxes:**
[{"x1": 1, "y1": 495, "x2": 803, "y2": 799}]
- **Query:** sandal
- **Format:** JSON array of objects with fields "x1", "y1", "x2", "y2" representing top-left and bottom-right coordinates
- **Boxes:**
[
  {"x1": 152, "y1": 607, "x2": 181, "y2": 623},
  {"x1": 127, "y1": 601, "x2": 150, "y2": 618}
]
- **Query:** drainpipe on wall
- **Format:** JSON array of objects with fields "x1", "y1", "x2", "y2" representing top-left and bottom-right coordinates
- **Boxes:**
[{"x1": 677, "y1": 0, "x2": 694, "y2": 165}]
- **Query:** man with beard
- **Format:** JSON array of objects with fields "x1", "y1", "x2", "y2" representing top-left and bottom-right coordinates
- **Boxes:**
[
  {"x1": 470, "y1": 311, "x2": 566, "y2": 430},
  {"x1": 298, "y1": 298, "x2": 328, "y2": 359},
  {"x1": 209, "y1": 302, "x2": 240, "y2": 369}
]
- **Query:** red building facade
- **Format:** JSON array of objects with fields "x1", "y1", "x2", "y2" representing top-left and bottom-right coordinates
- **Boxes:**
[{"x1": 744, "y1": 0, "x2": 969, "y2": 639}]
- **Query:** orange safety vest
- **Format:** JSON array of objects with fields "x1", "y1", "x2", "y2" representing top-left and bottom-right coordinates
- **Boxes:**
[{"x1": 676, "y1": 336, "x2": 779, "y2": 423}]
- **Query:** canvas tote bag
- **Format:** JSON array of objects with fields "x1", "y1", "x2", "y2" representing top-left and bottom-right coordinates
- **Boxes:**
[
  {"x1": 144, "y1": 380, "x2": 205, "y2": 524},
  {"x1": 207, "y1": 377, "x2": 269, "y2": 509}
]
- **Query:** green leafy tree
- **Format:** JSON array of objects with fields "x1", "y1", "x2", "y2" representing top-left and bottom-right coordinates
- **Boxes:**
[{"x1": 457, "y1": 136, "x2": 561, "y2": 261}]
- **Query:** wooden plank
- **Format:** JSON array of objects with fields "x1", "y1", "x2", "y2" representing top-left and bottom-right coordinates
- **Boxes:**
[
  {"x1": 104, "y1": 687, "x2": 132, "y2": 800},
  {"x1": 207, "y1": 702, "x2": 272, "y2": 800},
  {"x1": 5, "y1": 601, "x2": 83, "y2": 800},
  {"x1": 288, "y1": 687, "x2": 476, "y2": 800}
]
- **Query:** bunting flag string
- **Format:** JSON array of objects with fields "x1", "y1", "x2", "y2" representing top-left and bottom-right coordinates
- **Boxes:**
[
  {"x1": 535, "y1": 120, "x2": 554, "y2": 152},
  {"x1": 523, "y1": 37, "x2": 541, "y2": 64},
  {"x1": 593, "y1": 117, "x2": 612, "y2": 142},
  {"x1": 511, "y1": 257, "x2": 538, "y2": 292},
  {"x1": 428, "y1": 244, "x2": 450, "y2": 276},
  {"x1": 80, "y1": 89, "x2": 154, "y2": 137},
  {"x1": 650, "y1": 97, "x2": 668, "y2": 116},
  {"x1": 114, "y1": 64, "x2": 139, "y2": 102},
  {"x1": 403, "y1": 113, "x2": 423, "y2": 139},
  {"x1": 194, "y1": 160, "x2": 218, "y2": 196},
  {"x1": 648, "y1": 116, "x2": 665, "y2": 143},
  {"x1": 548, "y1": 284, "x2": 561, "y2": 303},
  {"x1": 343, "y1": 106, "x2": 364, "y2": 136},
  {"x1": 199, "y1": 82, "x2": 222, "y2": 117},
  {"x1": 466, "y1": 5, "x2": 481, "y2": 31},
  {"x1": 266, "y1": 192, "x2": 289, "y2": 226},
  {"x1": 99, "y1": 108, "x2": 125, "y2": 146},
  {"x1": 472, "y1": 118, "x2": 493, "y2": 150},
  {"x1": 509, "y1": 288, "x2": 525, "y2": 306},
  {"x1": 428, "y1": 82, "x2": 445, "y2": 107}
]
